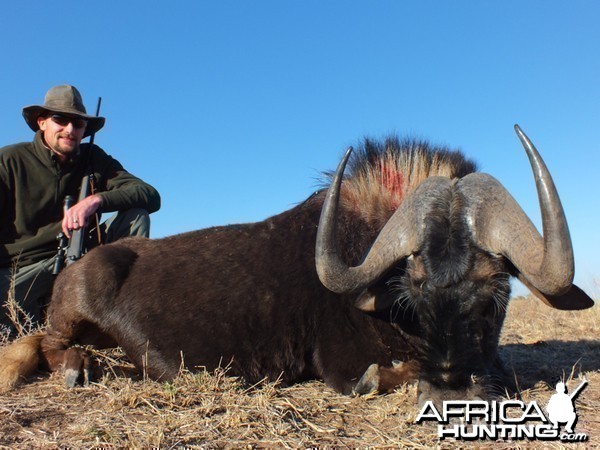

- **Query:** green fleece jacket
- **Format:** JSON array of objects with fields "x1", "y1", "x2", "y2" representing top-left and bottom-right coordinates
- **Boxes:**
[{"x1": 0, "y1": 132, "x2": 161, "y2": 268}]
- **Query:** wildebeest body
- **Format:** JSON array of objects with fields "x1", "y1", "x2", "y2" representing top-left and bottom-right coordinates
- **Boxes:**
[
  {"x1": 45, "y1": 191, "x2": 416, "y2": 393},
  {"x1": 2, "y1": 129, "x2": 593, "y2": 400}
]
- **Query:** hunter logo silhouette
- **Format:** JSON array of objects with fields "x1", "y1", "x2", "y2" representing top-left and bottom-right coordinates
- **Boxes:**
[
  {"x1": 546, "y1": 377, "x2": 588, "y2": 434},
  {"x1": 416, "y1": 375, "x2": 590, "y2": 442}
]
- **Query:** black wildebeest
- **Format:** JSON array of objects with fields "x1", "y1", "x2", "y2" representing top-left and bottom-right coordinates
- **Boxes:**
[{"x1": 0, "y1": 125, "x2": 593, "y2": 403}]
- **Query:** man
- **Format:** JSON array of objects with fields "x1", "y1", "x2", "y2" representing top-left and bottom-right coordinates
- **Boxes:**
[{"x1": 0, "y1": 85, "x2": 161, "y2": 331}]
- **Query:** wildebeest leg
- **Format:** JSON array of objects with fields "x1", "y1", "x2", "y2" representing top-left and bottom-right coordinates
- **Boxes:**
[
  {"x1": 38, "y1": 244, "x2": 132, "y2": 387},
  {"x1": 63, "y1": 347, "x2": 92, "y2": 387},
  {"x1": 354, "y1": 360, "x2": 420, "y2": 395},
  {"x1": 313, "y1": 312, "x2": 419, "y2": 394},
  {"x1": 40, "y1": 331, "x2": 93, "y2": 388},
  {"x1": 39, "y1": 269, "x2": 103, "y2": 387}
]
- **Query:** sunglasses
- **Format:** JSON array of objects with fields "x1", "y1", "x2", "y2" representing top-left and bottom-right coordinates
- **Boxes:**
[{"x1": 50, "y1": 114, "x2": 88, "y2": 129}]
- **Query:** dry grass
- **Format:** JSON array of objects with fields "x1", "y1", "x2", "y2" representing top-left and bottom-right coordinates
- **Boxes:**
[
  {"x1": 0, "y1": 262, "x2": 40, "y2": 345},
  {"x1": 0, "y1": 295, "x2": 598, "y2": 448}
]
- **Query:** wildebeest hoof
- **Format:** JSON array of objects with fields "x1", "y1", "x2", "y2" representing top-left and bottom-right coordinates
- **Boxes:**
[
  {"x1": 64, "y1": 368, "x2": 80, "y2": 388},
  {"x1": 355, "y1": 360, "x2": 419, "y2": 395},
  {"x1": 62, "y1": 347, "x2": 92, "y2": 388},
  {"x1": 354, "y1": 363, "x2": 380, "y2": 395}
]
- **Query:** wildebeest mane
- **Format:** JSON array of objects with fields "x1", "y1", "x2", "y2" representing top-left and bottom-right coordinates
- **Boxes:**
[{"x1": 324, "y1": 136, "x2": 478, "y2": 229}]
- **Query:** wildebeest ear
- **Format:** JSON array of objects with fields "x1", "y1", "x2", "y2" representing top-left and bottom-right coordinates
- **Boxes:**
[
  {"x1": 518, "y1": 275, "x2": 595, "y2": 310},
  {"x1": 355, "y1": 284, "x2": 398, "y2": 312}
]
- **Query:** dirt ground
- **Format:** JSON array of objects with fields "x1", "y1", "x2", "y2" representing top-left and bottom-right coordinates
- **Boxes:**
[{"x1": 0, "y1": 296, "x2": 598, "y2": 449}]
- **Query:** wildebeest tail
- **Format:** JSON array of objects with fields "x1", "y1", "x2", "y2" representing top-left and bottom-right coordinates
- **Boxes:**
[{"x1": 0, "y1": 332, "x2": 45, "y2": 392}]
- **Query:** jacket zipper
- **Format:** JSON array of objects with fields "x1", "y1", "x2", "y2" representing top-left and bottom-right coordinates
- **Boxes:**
[{"x1": 55, "y1": 163, "x2": 62, "y2": 213}]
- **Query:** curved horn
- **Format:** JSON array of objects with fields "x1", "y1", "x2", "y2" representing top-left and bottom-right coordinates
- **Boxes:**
[
  {"x1": 460, "y1": 125, "x2": 574, "y2": 296},
  {"x1": 315, "y1": 147, "x2": 451, "y2": 293}
]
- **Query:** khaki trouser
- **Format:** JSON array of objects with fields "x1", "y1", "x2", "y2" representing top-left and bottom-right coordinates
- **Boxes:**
[{"x1": 0, "y1": 209, "x2": 151, "y2": 332}]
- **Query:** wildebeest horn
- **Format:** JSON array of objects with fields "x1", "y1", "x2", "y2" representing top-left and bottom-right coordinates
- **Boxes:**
[
  {"x1": 317, "y1": 128, "x2": 593, "y2": 310},
  {"x1": 459, "y1": 125, "x2": 592, "y2": 309},
  {"x1": 315, "y1": 147, "x2": 452, "y2": 293}
]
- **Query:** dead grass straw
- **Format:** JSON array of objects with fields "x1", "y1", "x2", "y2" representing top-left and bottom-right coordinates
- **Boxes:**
[{"x1": 0, "y1": 295, "x2": 598, "y2": 448}]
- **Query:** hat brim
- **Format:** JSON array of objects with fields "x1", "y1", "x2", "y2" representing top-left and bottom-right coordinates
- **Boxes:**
[{"x1": 22, "y1": 105, "x2": 105, "y2": 138}]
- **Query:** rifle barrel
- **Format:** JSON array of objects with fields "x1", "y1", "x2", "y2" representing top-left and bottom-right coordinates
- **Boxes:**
[{"x1": 88, "y1": 97, "x2": 102, "y2": 148}]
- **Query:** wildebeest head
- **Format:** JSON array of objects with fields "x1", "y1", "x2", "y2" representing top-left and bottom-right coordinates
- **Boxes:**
[{"x1": 316, "y1": 125, "x2": 594, "y2": 404}]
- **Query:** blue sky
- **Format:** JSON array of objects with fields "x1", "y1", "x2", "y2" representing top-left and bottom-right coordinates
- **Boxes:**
[{"x1": 1, "y1": 2, "x2": 598, "y2": 295}]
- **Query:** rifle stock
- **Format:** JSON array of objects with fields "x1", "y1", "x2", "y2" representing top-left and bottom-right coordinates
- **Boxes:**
[
  {"x1": 65, "y1": 175, "x2": 91, "y2": 265},
  {"x1": 51, "y1": 195, "x2": 75, "y2": 275}
]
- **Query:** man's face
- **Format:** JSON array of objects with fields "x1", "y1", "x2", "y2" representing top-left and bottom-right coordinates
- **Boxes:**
[{"x1": 37, "y1": 114, "x2": 87, "y2": 159}]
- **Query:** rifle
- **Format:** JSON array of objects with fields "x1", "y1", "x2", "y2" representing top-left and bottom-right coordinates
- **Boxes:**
[
  {"x1": 569, "y1": 378, "x2": 588, "y2": 401},
  {"x1": 64, "y1": 174, "x2": 92, "y2": 266},
  {"x1": 51, "y1": 195, "x2": 75, "y2": 275},
  {"x1": 52, "y1": 97, "x2": 102, "y2": 275}
]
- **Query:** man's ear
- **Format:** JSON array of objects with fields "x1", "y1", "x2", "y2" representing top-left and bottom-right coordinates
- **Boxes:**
[{"x1": 37, "y1": 116, "x2": 48, "y2": 131}]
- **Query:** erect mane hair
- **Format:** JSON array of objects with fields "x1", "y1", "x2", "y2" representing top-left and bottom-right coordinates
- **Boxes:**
[{"x1": 332, "y1": 135, "x2": 478, "y2": 227}]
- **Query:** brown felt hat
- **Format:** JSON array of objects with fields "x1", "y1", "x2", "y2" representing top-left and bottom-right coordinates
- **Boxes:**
[{"x1": 22, "y1": 85, "x2": 105, "y2": 138}]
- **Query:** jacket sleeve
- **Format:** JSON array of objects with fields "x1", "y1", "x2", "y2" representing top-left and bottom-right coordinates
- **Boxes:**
[{"x1": 91, "y1": 146, "x2": 161, "y2": 214}]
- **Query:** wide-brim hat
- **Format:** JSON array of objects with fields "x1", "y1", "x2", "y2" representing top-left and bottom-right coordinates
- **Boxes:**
[{"x1": 22, "y1": 85, "x2": 105, "y2": 138}]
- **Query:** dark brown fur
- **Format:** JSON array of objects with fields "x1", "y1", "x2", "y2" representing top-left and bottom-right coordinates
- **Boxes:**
[{"x1": 42, "y1": 192, "x2": 420, "y2": 394}]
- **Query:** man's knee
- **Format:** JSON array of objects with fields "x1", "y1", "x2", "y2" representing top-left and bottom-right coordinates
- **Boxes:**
[
  {"x1": 124, "y1": 208, "x2": 151, "y2": 238},
  {"x1": 104, "y1": 208, "x2": 151, "y2": 243},
  {"x1": 0, "y1": 262, "x2": 54, "y2": 330}
]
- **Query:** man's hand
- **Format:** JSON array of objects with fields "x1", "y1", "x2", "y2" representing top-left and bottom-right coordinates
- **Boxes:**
[{"x1": 62, "y1": 194, "x2": 103, "y2": 237}]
